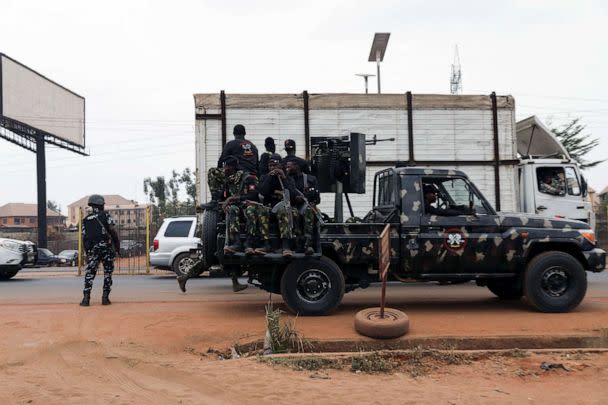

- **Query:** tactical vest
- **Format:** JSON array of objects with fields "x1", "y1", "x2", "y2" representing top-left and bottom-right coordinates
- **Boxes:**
[{"x1": 82, "y1": 211, "x2": 111, "y2": 247}]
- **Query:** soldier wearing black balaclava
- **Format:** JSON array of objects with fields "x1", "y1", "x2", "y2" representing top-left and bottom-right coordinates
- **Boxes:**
[
  {"x1": 80, "y1": 195, "x2": 120, "y2": 306},
  {"x1": 217, "y1": 124, "x2": 260, "y2": 175},
  {"x1": 259, "y1": 137, "x2": 276, "y2": 176}
]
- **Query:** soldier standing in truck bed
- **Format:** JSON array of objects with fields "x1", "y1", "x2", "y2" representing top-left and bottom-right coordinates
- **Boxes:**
[
  {"x1": 79, "y1": 195, "x2": 120, "y2": 306},
  {"x1": 259, "y1": 137, "x2": 276, "y2": 177},
  {"x1": 282, "y1": 139, "x2": 311, "y2": 174},
  {"x1": 217, "y1": 124, "x2": 259, "y2": 175}
]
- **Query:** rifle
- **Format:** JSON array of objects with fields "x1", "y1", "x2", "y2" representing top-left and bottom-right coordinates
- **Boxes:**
[
  {"x1": 294, "y1": 188, "x2": 325, "y2": 225},
  {"x1": 275, "y1": 176, "x2": 294, "y2": 237}
]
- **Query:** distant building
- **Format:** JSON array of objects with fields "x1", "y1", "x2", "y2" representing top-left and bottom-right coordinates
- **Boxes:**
[
  {"x1": 67, "y1": 195, "x2": 149, "y2": 229},
  {"x1": 0, "y1": 203, "x2": 65, "y2": 231},
  {"x1": 599, "y1": 186, "x2": 608, "y2": 207}
]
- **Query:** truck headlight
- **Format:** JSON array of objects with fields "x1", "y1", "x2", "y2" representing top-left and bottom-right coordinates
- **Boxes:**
[
  {"x1": 0, "y1": 240, "x2": 23, "y2": 253},
  {"x1": 578, "y1": 230, "x2": 596, "y2": 245}
]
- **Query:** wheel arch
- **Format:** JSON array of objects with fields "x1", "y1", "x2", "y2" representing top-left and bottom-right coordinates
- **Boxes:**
[{"x1": 525, "y1": 241, "x2": 588, "y2": 270}]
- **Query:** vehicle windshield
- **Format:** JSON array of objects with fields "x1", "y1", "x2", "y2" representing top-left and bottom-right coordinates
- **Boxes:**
[
  {"x1": 39, "y1": 248, "x2": 53, "y2": 255},
  {"x1": 58, "y1": 250, "x2": 76, "y2": 257}
]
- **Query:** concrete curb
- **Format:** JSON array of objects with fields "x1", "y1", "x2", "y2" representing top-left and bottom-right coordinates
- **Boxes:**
[{"x1": 237, "y1": 333, "x2": 608, "y2": 353}]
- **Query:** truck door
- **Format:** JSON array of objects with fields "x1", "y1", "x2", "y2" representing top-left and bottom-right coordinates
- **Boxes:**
[
  {"x1": 417, "y1": 176, "x2": 503, "y2": 275},
  {"x1": 533, "y1": 165, "x2": 591, "y2": 223}
]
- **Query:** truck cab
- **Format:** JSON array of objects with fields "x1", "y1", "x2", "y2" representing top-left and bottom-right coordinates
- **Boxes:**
[{"x1": 516, "y1": 116, "x2": 594, "y2": 228}]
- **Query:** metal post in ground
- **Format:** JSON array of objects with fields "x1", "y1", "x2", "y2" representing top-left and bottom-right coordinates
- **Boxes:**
[
  {"x1": 146, "y1": 206, "x2": 150, "y2": 274},
  {"x1": 77, "y1": 207, "x2": 83, "y2": 276}
]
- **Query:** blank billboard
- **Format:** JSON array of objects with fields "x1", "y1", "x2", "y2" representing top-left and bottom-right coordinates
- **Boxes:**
[{"x1": 0, "y1": 54, "x2": 85, "y2": 147}]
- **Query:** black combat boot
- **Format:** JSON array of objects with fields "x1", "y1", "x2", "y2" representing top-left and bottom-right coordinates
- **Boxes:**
[
  {"x1": 255, "y1": 239, "x2": 272, "y2": 255},
  {"x1": 177, "y1": 274, "x2": 188, "y2": 293},
  {"x1": 79, "y1": 291, "x2": 90, "y2": 307},
  {"x1": 223, "y1": 233, "x2": 242, "y2": 255},
  {"x1": 231, "y1": 273, "x2": 247, "y2": 292},
  {"x1": 244, "y1": 236, "x2": 255, "y2": 256},
  {"x1": 304, "y1": 236, "x2": 314, "y2": 256},
  {"x1": 282, "y1": 239, "x2": 293, "y2": 258},
  {"x1": 101, "y1": 291, "x2": 111, "y2": 305}
]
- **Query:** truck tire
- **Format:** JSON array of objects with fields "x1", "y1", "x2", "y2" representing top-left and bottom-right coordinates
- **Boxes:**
[
  {"x1": 524, "y1": 251, "x2": 587, "y2": 313},
  {"x1": 0, "y1": 268, "x2": 20, "y2": 280},
  {"x1": 487, "y1": 279, "x2": 523, "y2": 300},
  {"x1": 201, "y1": 209, "x2": 219, "y2": 269},
  {"x1": 172, "y1": 252, "x2": 197, "y2": 278},
  {"x1": 280, "y1": 257, "x2": 345, "y2": 316},
  {"x1": 354, "y1": 307, "x2": 409, "y2": 339}
]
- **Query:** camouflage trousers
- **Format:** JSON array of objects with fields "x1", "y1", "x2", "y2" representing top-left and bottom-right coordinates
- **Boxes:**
[
  {"x1": 296, "y1": 204, "x2": 315, "y2": 238},
  {"x1": 83, "y1": 242, "x2": 115, "y2": 293},
  {"x1": 225, "y1": 203, "x2": 270, "y2": 239},
  {"x1": 276, "y1": 205, "x2": 299, "y2": 239},
  {"x1": 208, "y1": 167, "x2": 225, "y2": 196}
]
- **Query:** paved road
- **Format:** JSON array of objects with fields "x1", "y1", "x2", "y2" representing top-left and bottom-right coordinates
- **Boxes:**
[{"x1": 2, "y1": 270, "x2": 607, "y2": 305}]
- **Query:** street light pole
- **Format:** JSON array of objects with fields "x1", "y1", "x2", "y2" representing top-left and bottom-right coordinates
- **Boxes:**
[{"x1": 368, "y1": 33, "x2": 390, "y2": 95}]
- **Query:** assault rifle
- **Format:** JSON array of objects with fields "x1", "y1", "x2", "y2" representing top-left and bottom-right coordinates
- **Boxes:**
[
  {"x1": 294, "y1": 188, "x2": 325, "y2": 225},
  {"x1": 273, "y1": 176, "x2": 294, "y2": 237}
]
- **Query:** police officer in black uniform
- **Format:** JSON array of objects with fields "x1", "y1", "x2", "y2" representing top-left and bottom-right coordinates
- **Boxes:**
[
  {"x1": 259, "y1": 137, "x2": 276, "y2": 176},
  {"x1": 217, "y1": 124, "x2": 259, "y2": 175},
  {"x1": 282, "y1": 139, "x2": 311, "y2": 174},
  {"x1": 80, "y1": 195, "x2": 120, "y2": 306}
]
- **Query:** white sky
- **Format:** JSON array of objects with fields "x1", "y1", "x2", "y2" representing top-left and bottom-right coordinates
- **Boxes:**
[{"x1": 1, "y1": 0, "x2": 607, "y2": 212}]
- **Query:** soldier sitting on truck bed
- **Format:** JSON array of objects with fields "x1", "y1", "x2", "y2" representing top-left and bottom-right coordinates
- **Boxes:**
[
  {"x1": 423, "y1": 184, "x2": 472, "y2": 216},
  {"x1": 285, "y1": 160, "x2": 320, "y2": 255},
  {"x1": 259, "y1": 154, "x2": 298, "y2": 257},
  {"x1": 217, "y1": 124, "x2": 260, "y2": 176}
]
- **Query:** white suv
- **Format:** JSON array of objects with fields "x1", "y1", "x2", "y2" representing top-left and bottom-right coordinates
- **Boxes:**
[
  {"x1": 0, "y1": 238, "x2": 28, "y2": 280},
  {"x1": 150, "y1": 216, "x2": 200, "y2": 277}
]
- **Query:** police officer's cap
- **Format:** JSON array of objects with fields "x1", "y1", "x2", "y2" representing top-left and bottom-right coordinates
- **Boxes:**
[
  {"x1": 268, "y1": 153, "x2": 282, "y2": 164},
  {"x1": 88, "y1": 194, "x2": 105, "y2": 207},
  {"x1": 284, "y1": 139, "x2": 296, "y2": 150},
  {"x1": 233, "y1": 124, "x2": 246, "y2": 136},
  {"x1": 423, "y1": 184, "x2": 437, "y2": 194},
  {"x1": 222, "y1": 156, "x2": 239, "y2": 168}
]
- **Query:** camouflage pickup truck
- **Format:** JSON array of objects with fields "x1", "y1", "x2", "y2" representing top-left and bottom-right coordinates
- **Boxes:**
[{"x1": 200, "y1": 167, "x2": 605, "y2": 316}]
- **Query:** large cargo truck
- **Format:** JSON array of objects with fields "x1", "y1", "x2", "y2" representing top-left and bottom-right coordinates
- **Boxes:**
[{"x1": 194, "y1": 92, "x2": 592, "y2": 224}]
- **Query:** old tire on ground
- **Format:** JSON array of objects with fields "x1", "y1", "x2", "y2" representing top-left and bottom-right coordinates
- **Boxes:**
[
  {"x1": 201, "y1": 209, "x2": 219, "y2": 269},
  {"x1": 524, "y1": 251, "x2": 587, "y2": 313},
  {"x1": 172, "y1": 252, "x2": 197, "y2": 277},
  {"x1": 487, "y1": 279, "x2": 523, "y2": 300},
  {"x1": 354, "y1": 307, "x2": 409, "y2": 339},
  {"x1": 0, "y1": 268, "x2": 20, "y2": 280},
  {"x1": 280, "y1": 257, "x2": 345, "y2": 316}
]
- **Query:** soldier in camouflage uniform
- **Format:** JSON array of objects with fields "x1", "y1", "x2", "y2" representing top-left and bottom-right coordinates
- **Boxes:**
[
  {"x1": 79, "y1": 195, "x2": 120, "y2": 306},
  {"x1": 259, "y1": 154, "x2": 298, "y2": 257},
  {"x1": 286, "y1": 160, "x2": 320, "y2": 255}
]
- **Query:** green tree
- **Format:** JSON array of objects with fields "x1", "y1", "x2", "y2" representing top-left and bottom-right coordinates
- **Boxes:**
[
  {"x1": 143, "y1": 176, "x2": 168, "y2": 214},
  {"x1": 47, "y1": 200, "x2": 61, "y2": 213},
  {"x1": 551, "y1": 118, "x2": 605, "y2": 169}
]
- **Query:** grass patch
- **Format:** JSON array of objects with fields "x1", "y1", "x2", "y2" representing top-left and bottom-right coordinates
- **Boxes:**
[
  {"x1": 264, "y1": 356, "x2": 340, "y2": 371},
  {"x1": 351, "y1": 354, "x2": 394, "y2": 373},
  {"x1": 264, "y1": 304, "x2": 311, "y2": 354}
]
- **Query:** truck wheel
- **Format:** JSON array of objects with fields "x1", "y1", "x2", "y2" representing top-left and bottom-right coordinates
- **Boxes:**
[
  {"x1": 173, "y1": 253, "x2": 197, "y2": 277},
  {"x1": 524, "y1": 251, "x2": 587, "y2": 313},
  {"x1": 487, "y1": 279, "x2": 523, "y2": 300},
  {"x1": 0, "y1": 268, "x2": 20, "y2": 280},
  {"x1": 280, "y1": 257, "x2": 345, "y2": 316},
  {"x1": 201, "y1": 209, "x2": 219, "y2": 269},
  {"x1": 354, "y1": 307, "x2": 409, "y2": 339}
]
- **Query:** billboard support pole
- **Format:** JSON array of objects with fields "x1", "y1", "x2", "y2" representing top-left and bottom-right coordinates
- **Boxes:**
[{"x1": 36, "y1": 135, "x2": 47, "y2": 248}]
